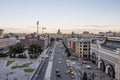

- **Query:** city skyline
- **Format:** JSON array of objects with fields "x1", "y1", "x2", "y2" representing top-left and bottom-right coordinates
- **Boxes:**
[{"x1": 0, "y1": 0, "x2": 120, "y2": 33}]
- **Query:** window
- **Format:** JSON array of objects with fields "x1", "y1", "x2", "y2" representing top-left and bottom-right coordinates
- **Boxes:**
[{"x1": 83, "y1": 45, "x2": 87, "y2": 47}]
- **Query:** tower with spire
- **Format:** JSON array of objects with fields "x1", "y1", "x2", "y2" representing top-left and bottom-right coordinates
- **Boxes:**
[{"x1": 57, "y1": 29, "x2": 62, "y2": 34}]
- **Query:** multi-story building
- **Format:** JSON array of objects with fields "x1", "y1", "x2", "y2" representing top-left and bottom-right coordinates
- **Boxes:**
[
  {"x1": 0, "y1": 33, "x2": 18, "y2": 49},
  {"x1": 21, "y1": 34, "x2": 49, "y2": 50},
  {"x1": 76, "y1": 38, "x2": 91, "y2": 59},
  {"x1": 69, "y1": 38, "x2": 77, "y2": 53},
  {"x1": 91, "y1": 38, "x2": 120, "y2": 80},
  {"x1": 0, "y1": 29, "x2": 4, "y2": 38}
]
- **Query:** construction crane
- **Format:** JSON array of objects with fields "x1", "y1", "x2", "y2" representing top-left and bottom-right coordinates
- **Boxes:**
[{"x1": 42, "y1": 27, "x2": 46, "y2": 34}]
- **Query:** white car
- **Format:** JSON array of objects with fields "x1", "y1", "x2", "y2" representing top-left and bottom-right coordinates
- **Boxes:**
[
  {"x1": 58, "y1": 61, "x2": 61, "y2": 64},
  {"x1": 86, "y1": 65, "x2": 91, "y2": 69}
]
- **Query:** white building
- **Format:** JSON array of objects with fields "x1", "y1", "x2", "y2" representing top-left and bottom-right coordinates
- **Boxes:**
[
  {"x1": 0, "y1": 33, "x2": 18, "y2": 48},
  {"x1": 91, "y1": 38, "x2": 120, "y2": 80}
]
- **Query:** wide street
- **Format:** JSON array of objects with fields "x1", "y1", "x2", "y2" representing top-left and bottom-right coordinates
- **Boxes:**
[
  {"x1": 50, "y1": 41, "x2": 72, "y2": 80},
  {"x1": 33, "y1": 41, "x2": 73, "y2": 80},
  {"x1": 33, "y1": 43, "x2": 55, "y2": 80}
]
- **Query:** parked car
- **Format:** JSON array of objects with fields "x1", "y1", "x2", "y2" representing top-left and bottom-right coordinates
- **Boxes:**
[
  {"x1": 56, "y1": 72, "x2": 60, "y2": 77},
  {"x1": 86, "y1": 65, "x2": 91, "y2": 69},
  {"x1": 66, "y1": 69, "x2": 71, "y2": 74},
  {"x1": 56, "y1": 69, "x2": 59, "y2": 73},
  {"x1": 66, "y1": 67, "x2": 73, "y2": 74}
]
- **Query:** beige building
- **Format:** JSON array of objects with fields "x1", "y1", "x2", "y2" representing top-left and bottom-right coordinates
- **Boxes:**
[
  {"x1": 91, "y1": 38, "x2": 120, "y2": 80},
  {"x1": 76, "y1": 38, "x2": 91, "y2": 59}
]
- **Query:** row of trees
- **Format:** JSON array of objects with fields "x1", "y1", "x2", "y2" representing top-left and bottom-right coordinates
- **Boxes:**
[
  {"x1": 9, "y1": 43, "x2": 25, "y2": 58},
  {"x1": 9, "y1": 43, "x2": 42, "y2": 58},
  {"x1": 28, "y1": 44, "x2": 42, "y2": 59}
]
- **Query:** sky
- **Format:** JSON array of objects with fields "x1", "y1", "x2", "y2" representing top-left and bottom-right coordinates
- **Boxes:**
[{"x1": 0, "y1": 0, "x2": 120, "y2": 34}]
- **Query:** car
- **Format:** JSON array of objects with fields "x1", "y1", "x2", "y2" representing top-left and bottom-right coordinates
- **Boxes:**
[
  {"x1": 71, "y1": 74, "x2": 76, "y2": 79},
  {"x1": 82, "y1": 61, "x2": 87, "y2": 64},
  {"x1": 56, "y1": 72, "x2": 60, "y2": 77},
  {"x1": 71, "y1": 72, "x2": 74, "y2": 75},
  {"x1": 66, "y1": 69, "x2": 71, "y2": 74},
  {"x1": 58, "y1": 61, "x2": 61, "y2": 64},
  {"x1": 66, "y1": 67, "x2": 73, "y2": 74},
  {"x1": 49, "y1": 50, "x2": 52, "y2": 53},
  {"x1": 86, "y1": 65, "x2": 91, "y2": 69},
  {"x1": 56, "y1": 69, "x2": 59, "y2": 73}
]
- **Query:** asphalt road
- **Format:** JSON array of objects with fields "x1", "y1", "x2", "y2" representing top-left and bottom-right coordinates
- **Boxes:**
[
  {"x1": 50, "y1": 42, "x2": 72, "y2": 80},
  {"x1": 34, "y1": 43, "x2": 55, "y2": 80}
]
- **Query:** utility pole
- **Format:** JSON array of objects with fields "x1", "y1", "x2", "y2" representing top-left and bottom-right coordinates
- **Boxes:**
[{"x1": 37, "y1": 21, "x2": 39, "y2": 37}]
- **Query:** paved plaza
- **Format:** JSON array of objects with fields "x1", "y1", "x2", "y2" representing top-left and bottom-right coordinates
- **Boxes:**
[
  {"x1": 0, "y1": 58, "x2": 42, "y2": 80},
  {"x1": 72, "y1": 59, "x2": 113, "y2": 80}
]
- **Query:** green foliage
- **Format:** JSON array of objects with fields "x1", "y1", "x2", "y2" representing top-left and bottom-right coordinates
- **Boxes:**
[
  {"x1": 11, "y1": 62, "x2": 32, "y2": 69},
  {"x1": 17, "y1": 54, "x2": 27, "y2": 58},
  {"x1": 9, "y1": 43, "x2": 25, "y2": 57},
  {"x1": 0, "y1": 53, "x2": 8, "y2": 57},
  {"x1": 50, "y1": 38, "x2": 55, "y2": 42},
  {"x1": 24, "y1": 68, "x2": 34, "y2": 73},
  {"x1": 28, "y1": 44, "x2": 42, "y2": 54},
  {"x1": 56, "y1": 38, "x2": 59, "y2": 41},
  {"x1": 82, "y1": 72, "x2": 88, "y2": 80},
  {"x1": 65, "y1": 49, "x2": 71, "y2": 57},
  {"x1": 6, "y1": 61, "x2": 14, "y2": 66},
  {"x1": 29, "y1": 54, "x2": 39, "y2": 59}
]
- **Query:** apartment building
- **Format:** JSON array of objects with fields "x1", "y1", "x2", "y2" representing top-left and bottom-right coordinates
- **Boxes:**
[{"x1": 76, "y1": 38, "x2": 91, "y2": 59}]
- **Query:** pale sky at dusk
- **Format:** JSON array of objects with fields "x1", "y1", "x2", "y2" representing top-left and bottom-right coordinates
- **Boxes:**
[{"x1": 0, "y1": 0, "x2": 120, "y2": 33}]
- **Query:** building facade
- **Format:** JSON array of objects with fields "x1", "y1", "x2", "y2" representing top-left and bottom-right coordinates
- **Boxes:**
[
  {"x1": 76, "y1": 38, "x2": 91, "y2": 59},
  {"x1": 0, "y1": 29, "x2": 4, "y2": 38},
  {"x1": 91, "y1": 38, "x2": 120, "y2": 80}
]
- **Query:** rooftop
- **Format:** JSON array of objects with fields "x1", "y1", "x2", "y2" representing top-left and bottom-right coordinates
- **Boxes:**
[
  {"x1": 78, "y1": 38, "x2": 92, "y2": 42},
  {"x1": 101, "y1": 39, "x2": 120, "y2": 50}
]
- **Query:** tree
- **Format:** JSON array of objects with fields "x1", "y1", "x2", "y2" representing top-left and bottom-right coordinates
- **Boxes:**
[
  {"x1": 14, "y1": 43, "x2": 25, "y2": 53},
  {"x1": 9, "y1": 43, "x2": 25, "y2": 57},
  {"x1": 50, "y1": 38, "x2": 55, "y2": 42},
  {"x1": 56, "y1": 38, "x2": 59, "y2": 41},
  {"x1": 66, "y1": 49, "x2": 71, "y2": 57},
  {"x1": 82, "y1": 72, "x2": 88, "y2": 80},
  {"x1": 28, "y1": 44, "x2": 42, "y2": 54},
  {"x1": 28, "y1": 44, "x2": 42, "y2": 59}
]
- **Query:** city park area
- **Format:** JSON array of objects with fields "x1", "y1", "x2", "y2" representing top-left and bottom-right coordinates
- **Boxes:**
[{"x1": 0, "y1": 42, "x2": 46, "y2": 80}]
